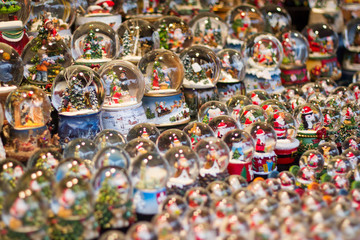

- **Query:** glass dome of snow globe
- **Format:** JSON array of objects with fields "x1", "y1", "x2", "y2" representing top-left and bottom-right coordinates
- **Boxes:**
[
  {"x1": 94, "y1": 129, "x2": 126, "y2": 149},
  {"x1": 301, "y1": 82, "x2": 325, "y2": 99},
  {"x1": 317, "y1": 142, "x2": 339, "y2": 166},
  {"x1": 243, "y1": 32, "x2": 283, "y2": 70},
  {"x1": 344, "y1": 18, "x2": 360, "y2": 52},
  {"x1": 246, "y1": 89, "x2": 270, "y2": 105},
  {"x1": 294, "y1": 103, "x2": 323, "y2": 132},
  {"x1": 283, "y1": 86, "x2": 304, "y2": 100},
  {"x1": 208, "y1": 115, "x2": 239, "y2": 139},
  {"x1": 127, "y1": 123, "x2": 160, "y2": 143},
  {"x1": 288, "y1": 96, "x2": 307, "y2": 112},
  {"x1": 226, "y1": 4, "x2": 265, "y2": 45},
  {"x1": 266, "y1": 111, "x2": 298, "y2": 140},
  {"x1": 278, "y1": 171, "x2": 296, "y2": 190},
  {"x1": 124, "y1": 138, "x2": 158, "y2": 160},
  {"x1": 63, "y1": 138, "x2": 98, "y2": 161},
  {"x1": 222, "y1": 129, "x2": 255, "y2": 164},
  {"x1": 2, "y1": 185, "x2": 47, "y2": 233},
  {"x1": 316, "y1": 77, "x2": 337, "y2": 95},
  {"x1": 260, "y1": 99, "x2": 287, "y2": 116},
  {"x1": 51, "y1": 65, "x2": 105, "y2": 115},
  {"x1": 99, "y1": 230, "x2": 125, "y2": 240},
  {"x1": 225, "y1": 175, "x2": 248, "y2": 191},
  {"x1": 51, "y1": 176, "x2": 93, "y2": 220},
  {"x1": 185, "y1": 187, "x2": 211, "y2": 208},
  {"x1": 126, "y1": 222, "x2": 157, "y2": 240},
  {"x1": 332, "y1": 86, "x2": 355, "y2": 103},
  {"x1": 138, "y1": 49, "x2": 183, "y2": 95},
  {"x1": 0, "y1": 159, "x2": 25, "y2": 189},
  {"x1": 340, "y1": 103, "x2": 360, "y2": 127},
  {"x1": 226, "y1": 95, "x2": 252, "y2": 120},
  {"x1": 342, "y1": 136, "x2": 360, "y2": 151},
  {"x1": 5, "y1": 86, "x2": 51, "y2": 130},
  {"x1": 277, "y1": 30, "x2": 309, "y2": 67},
  {"x1": 245, "y1": 122, "x2": 277, "y2": 153},
  {"x1": 232, "y1": 188, "x2": 256, "y2": 210},
  {"x1": 260, "y1": 4, "x2": 292, "y2": 34},
  {"x1": 98, "y1": 60, "x2": 144, "y2": 108},
  {"x1": 198, "y1": 100, "x2": 228, "y2": 124},
  {"x1": 183, "y1": 122, "x2": 215, "y2": 148},
  {"x1": 0, "y1": 0, "x2": 30, "y2": 25},
  {"x1": 93, "y1": 146, "x2": 130, "y2": 170},
  {"x1": 117, "y1": 19, "x2": 159, "y2": 62},
  {"x1": 247, "y1": 180, "x2": 273, "y2": 198},
  {"x1": 302, "y1": 23, "x2": 339, "y2": 58},
  {"x1": 160, "y1": 195, "x2": 187, "y2": 218},
  {"x1": 152, "y1": 212, "x2": 183, "y2": 239},
  {"x1": 0, "y1": 43, "x2": 23, "y2": 91},
  {"x1": 308, "y1": 93, "x2": 327, "y2": 108},
  {"x1": 238, "y1": 105, "x2": 266, "y2": 129},
  {"x1": 189, "y1": 12, "x2": 228, "y2": 52},
  {"x1": 27, "y1": 148, "x2": 63, "y2": 174},
  {"x1": 154, "y1": 16, "x2": 193, "y2": 54},
  {"x1": 324, "y1": 94, "x2": 342, "y2": 109},
  {"x1": 217, "y1": 48, "x2": 246, "y2": 83},
  {"x1": 185, "y1": 207, "x2": 213, "y2": 227},
  {"x1": 54, "y1": 157, "x2": 93, "y2": 183},
  {"x1": 327, "y1": 156, "x2": 352, "y2": 176},
  {"x1": 156, "y1": 129, "x2": 191, "y2": 154},
  {"x1": 321, "y1": 107, "x2": 341, "y2": 132},
  {"x1": 71, "y1": 21, "x2": 118, "y2": 65},
  {"x1": 179, "y1": 45, "x2": 221, "y2": 89},
  {"x1": 211, "y1": 197, "x2": 236, "y2": 219},
  {"x1": 299, "y1": 149, "x2": 325, "y2": 172}
]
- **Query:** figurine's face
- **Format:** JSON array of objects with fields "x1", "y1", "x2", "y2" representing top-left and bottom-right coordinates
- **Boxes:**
[{"x1": 46, "y1": 22, "x2": 54, "y2": 31}]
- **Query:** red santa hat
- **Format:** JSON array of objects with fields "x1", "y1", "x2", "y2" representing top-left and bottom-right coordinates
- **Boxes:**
[
  {"x1": 262, "y1": 105, "x2": 269, "y2": 111},
  {"x1": 301, "y1": 106, "x2": 313, "y2": 115},
  {"x1": 245, "y1": 118, "x2": 253, "y2": 125},
  {"x1": 96, "y1": 0, "x2": 115, "y2": 7},
  {"x1": 347, "y1": 152, "x2": 355, "y2": 158},
  {"x1": 256, "y1": 129, "x2": 265, "y2": 136},
  {"x1": 217, "y1": 121, "x2": 227, "y2": 128},
  {"x1": 251, "y1": 93, "x2": 257, "y2": 98}
]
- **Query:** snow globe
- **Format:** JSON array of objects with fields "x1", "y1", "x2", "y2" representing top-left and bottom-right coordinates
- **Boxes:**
[
  {"x1": 243, "y1": 33, "x2": 284, "y2": 93},
  {"x1": 51, "y1": 65, "x2": 105, "y2": 146},
  {"x1": 93, "y1": 166, "x2": 135, "y2": 230},
  {"x1": 127, "y1": 123, "x2": 160, "y2": 143},
  {"x1": 349, "y1": 82, "x2": 360, "y2": 103},
  {"x1": 94, "y1": 129, "x2": 126, "y2": 149},
  {"x1": 238, "y1": 105, "x2": 266, "y2": 129},
  {"x1": 156, "y1": 129, "x2": 191, "y2": 154},
  {"x1": 206, "y1": 181, "x2": 232, "y2": 201},
  {"x1": 194, "y1": 137, "x2": 230, "y2": 187},
  {"x1": 98, "y1": 60, "x2": 146, "y2": 135},
  {"x1": 341, "y1": 148, "x2": 359, "y2": 170},
  {"x1": 260, "y1": 4, "x2": 291, "y2": 34},
  {"x1": 139, "y1": 49, "x2": 190, "y2": 127},
  {"x1": 99, "y1": 231, "x2": 125, "y2": 240},
  {"x1": 0, "y1": 43, "x2": 23, "y2": 94},
  {"x1": 2, "y1": 184, "x2": 47, "y2": 239},
  {"x1": 54, "y1": 157, "x2": 93, "y2": 182},
  {"x1": 278, "y1": 30, "x2": 310, "y2": 86},
  {"x1": 327, "y1": 156, "x2": 352, "y2": 178},
  {"x1": 225, "y1": 4, "x2": 265, "y2": 50},
  {"x1": 342, "y1": 136, "x2": 360, "y2": 151},
  {"x1": 63, "y1": 138, "x2": 98, "y2": 162},
  {"x1": 294, "y1": 103, "x2": 324, "y2": 152},
  {"x1": 21, "y1": 19, "x2": 73, "y2": 93},
  {"x1": 160, "y1": 195, "x2": 187, "y2": 219},
  {"x1": 308, "y1": 0, "x2": 344, "y2": 33},
  {"x1": 126, "y1": 222, "x2": 157, "y2": 240},
  {"x1": 93, "y1": 146, "x2": 130, "y2": 170},
  {"x1": 298, "y1": 149, "x2": 325, "y2": 178},
  {"x1": 222, "y1": 129, "x2": 255, "y2": 182},
  {"x1": 130, "y1": 152, "x2": 170, "y2": 217},
  {"x1": 152, "y1": 212, "x2": 183, "y2": 239},
  {"x1": 226, "y1": 95, "x2": 252, "y2": 121},
  {"x1": 302, "y1": 23, "x2": 341, "y2": 81},
  {"x1": 245, "y1": 122, "x2": 277, "y2": 177},
  {"x1": 4, "y1": 86, "x2": 54, "y2": 162},
  {"x1": 117, "y1": 19, "x2": 159, "y2": 64},
  {"x1": 321, "y1": 107, "x2": 341, "y2": 146},
  {"x1": 51, "y1": 176, "x2": 99, "y2": 239},
  {"x1": 124, "y1": 138, "x2": 158, "y2": 160},
  {"x1": 343, "y1": 18, "x2": 360, "y2": 72},
  {"x1": 225, "y1": 175, "x2": 248, "y2": 191},
  {"x1": 183, "y1": 122, "x2": 215, "y2": 149},
  {"x1": 198, "y1": 100, "x2": 228, "y2": 124},
  {"x1": 27, "y1": 148, "x2": 63, "y2": 175},
  {"x1": 154, "y1": 16, "x2": 193, "y2": 54},
  {"x1": 247, "y1": 90, "x2": 270, "y2": 105},
  {"x1": 164, "y1": 146, "x2": 199, "y2": 196},
  {"x1": 339, "y1": 103, "x2": 360, "y2": 141},
  {"x1": 316, "y1": 77, "x2": 337, "y2": 95},
  {"x1": 184, "y1": 187, "x2": 211, "y2": 208},
  {"x1": 267, "y1": 111, "x2": 300, "y2": 166},
  {"x1": 189, "y1": 12, "x2": 227, "y2": 52},
  {"x1": 217, "y1": 49, "x2": 246, "y2": 102},
  {"x1": 260, "y1": 99, "x2": 287, "y2": 116},
  {"x1": 208, "y1": 115, "x2": 239, "y2": 139},
  {"x1": 0, "y1": 158, "x2": 24, "y2": 189},
  {"x1": 71, "y1": 21, "x2": 118, "y2": 68}
]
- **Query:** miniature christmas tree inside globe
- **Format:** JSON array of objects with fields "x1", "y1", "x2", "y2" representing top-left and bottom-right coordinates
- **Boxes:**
[
  {"x1": 124, "y1": 138, "x2": 158, "y2": 159},
  {"x1": 5, "y1": 86, "x2": 51, "y2": 130},
  {"x1": 156, "y1": 129, "x2": 191, "y2": 154},
  {"x1": 154, "y1": 16, "x2": 193, "y2": 54},
  {"x1": 27, "y1": 148, "x2": 63, "y2": 174},
  {"x1": 71, "y1": 21, "x2": 118, "y2": 65},
  {"x1": 98, "y1": 60, "x2": 144, "y2": 108},
  {"x1": 278, "y1": 30, "x2": 309, "y2": 67},
  {"x1": 138, "y1": 49, "x2": 184, "y2": 95},
  {"x1": 127, "y1": 123, "x2": 160, "y2": 143},
  {"x1": 179, "y1": 45, "x2": 221, "y2": 89},
  {"x1": 183, "y1": 122, "x2": 215, "y2": 148},
  {"x1": 54, "y1": 157, "x2": 93, "y2": 182},
  {"x1": 117, "y1": 19, "x2": 159, "y2": 62},
  {"x1": 198, "y1": 100, "x2": 228, "y2": 124},
  {"x1": 51, "y1": 65, "x2": 105, "y2": 115},
  {"x1": 189, "y1": 12, "x2": 228, "y2": 52},
  {"x1": 0, "y1": 43, "x2": 23, "y2": 91},
  {"x1": 63, "y1": 138, "x2": 98, "y2": 161},
  {"x1": 217, "y1": 48, "x2": 246, "y2": 83},
  {"x1": 294, "y1": 104, "x2": 323, "y2": 132},
  {"x1": 94, "y1": 129, "x2": 126, "y2": 149},
  {"x1": 260, "y1": 4, "x2": 292, "y2": 34},
  {"x1": 93, "y1": 146, "x2": 130, "y2": 170},
  {"x1": 0, "y1": 158, "x2": 25, "y2": 189}
]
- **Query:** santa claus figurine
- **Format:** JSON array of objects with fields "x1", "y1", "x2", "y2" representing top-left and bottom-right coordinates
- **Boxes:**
[
  {"x1": 273, "y1": 113, "x2": 286, "y2": 139},
  {"x1": 255, "y1": 129, "x2": 266, "y2": 153},
  {"x1": 250, "y1": 93, "x2": 261, "y2": 105},
  {"x1": 216, "y1": 121, "x2": 228, "y2": 138},
  {"x1": 141, "y1": 129, "x2": 150, "y2": 139},
  {"x1": 307, "y1": 153, "x2": 319, "y2": 169}
]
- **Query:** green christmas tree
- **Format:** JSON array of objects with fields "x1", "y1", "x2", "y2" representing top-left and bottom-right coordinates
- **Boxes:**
[
  {"x1": 183, "y1": 54, "x2": 197, "y2": 83},
  {"x1": 60, "y1": 74, "x2": 88, "y2": 111},
  {"x1": 232, "y1": 149, "x2": 240, "y2": 159},
  {"x1": 83, "y1": 29, "x2": 103, "y2": 59},
  {"x1": 240, "y1": 166, "x2": 247, "y2": 179},
  {"x1": 159, "y1": 24, "x2": 169, "y2": 49},
  {"x1": 214, "y1": 25, "x2": 222, "y2": 45},
  {"x1": 122, "y1": 30, "x2": 132, "y2": 56},
  {"x1": 88, "y1": 87, "x2": 99, "y2": 110},
  {"x1": 205, "y1": 17, "x2": 212, "y2": 33},
  {"x1": 194, "y1": 22, "x2": 201, "y2": 37}
]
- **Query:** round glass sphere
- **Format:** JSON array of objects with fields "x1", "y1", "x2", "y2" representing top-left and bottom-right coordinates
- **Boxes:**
[
  {"x1": 0, "y1": 159, "x2": 25, "y2": 189},
  {"x1": 283, "y1": 86, "x2": 304, "y2": 100},
  {"x1": 185, "y1": 187, "x2": 211, "y2": 208},
  {"x1": 319, "y1": 182, "x2": 337, "y2": 197},
  {"x1": 332, "y1": 175, "x2": 350, "y2": 190},
  {"x1": 99, "y1": 230, "x2": 125, "y2": 240},
  {"x1": 183, "y1": 122, "x2": 215, "y2": 148},
  {"x1": 226, "y1": 95, "x2": 252, "y2": 120},
  {"x1": 27, "y1": 148, "x2": 63, "y2": 174},
  {"x1": 243, "y1": 33, "x2": 283, "y2": 70},
  {"x1": 327, "y1": 156, "x2": 352, "y2": 176},
  {"x1": 130, "y1": 152, "x2": 170, "y2": 190},
  {"x1": 332, "y1": 86, "x2": 354, "y2": 103},
  {"x1": 179, "y1": 45, "x2": 221, "y2": 89},
  {"x1": 63, "y1": 138, "x2": 98, "y2": 161},
  {"x1": 0, "y1": 43, "x2": 23, "y2": 88},
  {"x1": 51, "y1": 176, "x2": 93, "y2": 220},
  {"x1": 160, "y1": 195, "x2": 187, "y2": 218},
  {"x1": 246, "y1": 89, "x2": 270, "y2": 105},
  {"x1": 94, "y1": 129, "x2": 126, "y2": 149},
  {"x1": 232, "y1": 188, "x2": 256, "y2": 209},
  {"x1": 206, "y1": 181, "x2": 232, "y2": 200},
  {"x1": 51, "y1": 65, "x2": 105, "y2": 115},
  {"x1": 71, "y1": 21, "x2": 118, "y2": 64},
  {"x1": 226, "y1": 4, "x2": 265, "y2": 42},
  {"x1": 17, "y1": 168, "x2": 53, "y2": 201},
  {"x1": 209, "y1": 115, "x2": 238, "y2": 139},
  {"x1": 124, "y1": 138, "x2": 158, "y2": 160},
  {"x1": 260, "y1": 99, "x2": 287, "y2": 116},
  {"x1": 288, "y1": 96, "x2": 306, "y2": 112},
  {"x1": 245, "y1": 122, "x2": 277, "y2": 156},
  {"x1": 302, "y1": 23, "x2": 339, "y2": 57},
  {"x1": 217, "y1": 48, "x2": 246, "y2": 83},
  {"x1": 308, "y1": 93, "x2": 326, "y2": 109},
  {"x1": 342, "y1": 136, "x2": 360, "y2": 151},
  {"x1": 152, "y1": 212, "x2": 183, "y2": 238},
  {"x1": 321, "y1": 107, "x2": 341, "y2": 132},
  {"x1": 278, "y1": 171, "x2": 296, "y2": 190},
  {"x1": 260, "y1": 4, "x2": 292, "y2": 34},
  {"x1": 225, "y1": 175, "x2": 248, "y2": 191},
  {"x1": 156, "y1": 129, "x2": 191, "y2": 154},
  {"x1": 55, "y1": 158, "x2": 93, "y2": 182},
  {"x1": 342, "y1": 148, "x2": 360, "y2": 169},
  {"x1": 98, "y1": 60, "x2": 145, "y2": 107},
  {"x1": 238, "y1": 105, "x2": 266, "y2": 129},
  {"x1": 189, "y1": 12, "x2": 228, "y2": 52},
  {"x1": 127, "y1": 123, "x2": 160, "y2": 143},
  {"x1": 299, "y1": 150, "x2": 325, "y2": 172},
  {"x1": 165, "y1": 146, "x2": 199, "y2": 188},
  {"x1": 266, "y1": 111, "x2": 298, "y2": 140},
  {"x1": 325, "y1": 95, "x2": 342, "y2": 109},
  {"x1": 294, "y1": 103, "x2": 323, "y2": 132},
  {"x1": 317, "y1": 142, "x2": 339, "y2": 166},
  {"x1": 93, "y1": 146, "x2": 130, "y2": 170},
  {"x1": 138, "y1": 49, "x2": 184, "y2": 95},
  {"x1": 278, "y1": 30, "x2": 309, "y2": 66},
  {"x1": 5, "y1": 86, "x2": 51, "y2": 129},
  {"x1": 212, "y1": 197, "x2": 236, "y2": 218},
  {"x1": 154, "y1": 16, "x2": 193, "y2": 54},
  {"x1": 198, "y1": 100, "x2": 228, "y2": 124},
  {"x1": 341, "y1": 103, "x2": 360, "y2": 127},
  {"x1": 248, "y1": 180, "x2": 273, "y2": 198},
  {"x1": 222, "y1": 129, "x2": 255, "y2": 164},
  {"x1": 126, "y1": 222, "x2": 157, "y2": 240},
  {"x1": 117, "y1": 19, "x2": 159, "y2": 61},
  {"x1": 316, "y1": 78, "x2": 337, "y2": 95},
  {"x1": 344, "y1": 18, "x2": 360, "y2": 52}
]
